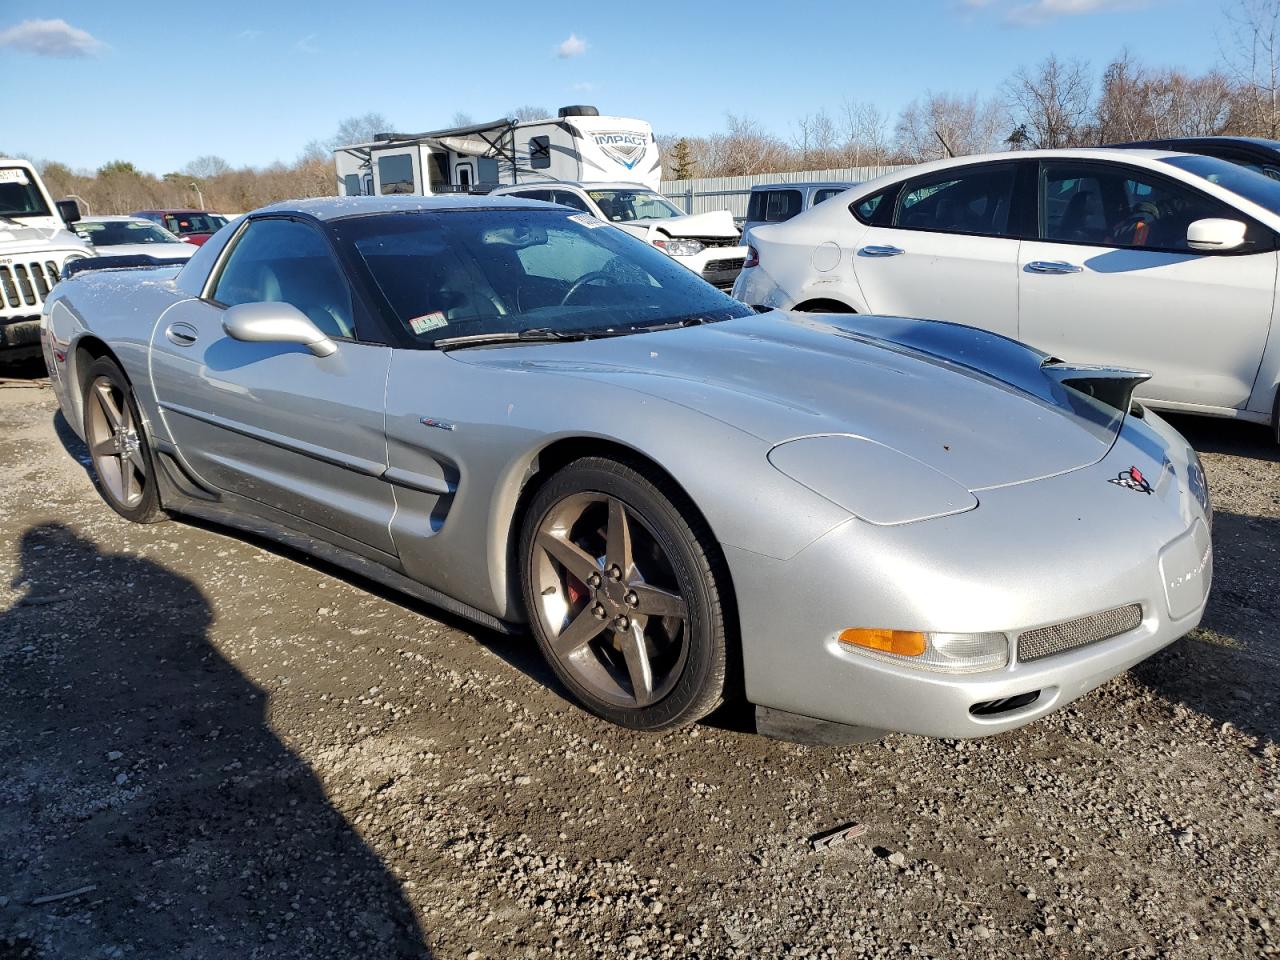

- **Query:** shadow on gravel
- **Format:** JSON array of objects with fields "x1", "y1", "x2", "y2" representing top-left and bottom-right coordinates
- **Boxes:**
[
  {"x1": 1131, "y1": 509, "x2": 1280, "y2": 748},
  {"x1": 0, "y1": 523, "x2": 431, "y2": 959},
  {"x1": 1163, "y1": 413, "x2": 1278, "y2": 463}
]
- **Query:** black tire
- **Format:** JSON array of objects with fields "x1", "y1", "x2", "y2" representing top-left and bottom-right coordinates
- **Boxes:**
[
  {"x1": 81, "y1": 356, "x2": 167, "y2": 524},
  {"x1": 520, "y1": 457, "x2": 730, "y2": 731}
]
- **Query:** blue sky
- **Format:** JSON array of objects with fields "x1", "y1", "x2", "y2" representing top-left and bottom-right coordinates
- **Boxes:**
[{"x1": 0, "y1": 0, "x2": 1225, "y2": 174}]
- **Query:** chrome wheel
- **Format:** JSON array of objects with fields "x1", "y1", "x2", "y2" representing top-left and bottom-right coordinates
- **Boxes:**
[
  {"x1": 532, "y1": 493, "x2": 690, "y2": 708},
  {"x1": 85, "y1": 375, "x2": 148, "y2": 510}
]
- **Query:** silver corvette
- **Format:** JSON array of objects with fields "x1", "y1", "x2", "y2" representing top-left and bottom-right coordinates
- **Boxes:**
[{"x1": 41, "y1": 195, "x2": 1213, "y2": 741}]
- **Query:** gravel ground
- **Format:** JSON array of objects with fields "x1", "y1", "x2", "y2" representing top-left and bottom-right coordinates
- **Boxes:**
[{"x1": 1, "y1": 376, "x2": 1277, "y2": 960}]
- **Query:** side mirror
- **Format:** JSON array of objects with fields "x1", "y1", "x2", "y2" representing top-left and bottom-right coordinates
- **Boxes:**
[
  {"x1": 222, "y1": 302, "x2": 337, "y2": 357},
  {"x1": 1186, "y1": 218, "x2": 1247, "y2": 252},
  {"x1": 56, "y1": 198, "x2": 81, "y2": 225}
]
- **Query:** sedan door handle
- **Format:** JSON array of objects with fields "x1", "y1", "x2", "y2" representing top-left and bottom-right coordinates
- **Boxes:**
[
  {"x1": 165, "y1": 322, "x2": 199, "y2": 346},
  {"x1": 1026, "y1": 260, "x2": 1083, "y2": 275},
  {"x1": 859, "y1": 244, "x2": 905, "y2": 258}
]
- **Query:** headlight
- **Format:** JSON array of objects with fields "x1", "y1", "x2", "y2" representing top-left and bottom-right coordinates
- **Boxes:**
[
  {"x1": 838, "y1": 628, "x2": 1009, "y2": 674},
  {"x1": 653, "y1": 238, "x2": 705, "y2": 257}
]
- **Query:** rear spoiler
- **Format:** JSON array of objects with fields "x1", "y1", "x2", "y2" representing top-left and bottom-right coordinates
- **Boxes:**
[{"x1": 63, "y1": 254, "x2": 191, "y2": 280}]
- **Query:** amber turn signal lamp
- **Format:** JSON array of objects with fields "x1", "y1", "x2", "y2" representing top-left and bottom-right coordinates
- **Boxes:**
[{"x1": 838, "y1": 628, "x2": 927, "y2": 657}]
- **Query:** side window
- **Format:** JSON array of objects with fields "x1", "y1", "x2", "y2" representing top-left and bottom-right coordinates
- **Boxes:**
[
  {"x1": 851, "y1": 190, "x2": 889, "y2": 224},
  {"x1": 378, "y1": 154, "x2": 415, "y2": 195},
  {"x1": 894, "y1": 166, "x2": 1016, "y2": 237},
  {"x1": 212, "y1": 219, "x2": 357, "y2": 340},
  {"x1": 515, "y1": 189, "x2": 556, "y2": 203},
  {"x1": 342, "y1": 174, "x2": 362, "y2": 197},
  {"x1": 764, "y1": 190, "x2": 802, "y2": 222},
  {"x1": 812, "y1": 188, "x2": 844, "y2": 206},
  {"x1": 553, "y1": 190, "x2": 591, "y2": 213},
  {"x1": 529, "y1": 136, "x2": 551, "y2": 170},
  {"x1": 1041, "y1": 163, "x2": 1245, "y2": 251}
]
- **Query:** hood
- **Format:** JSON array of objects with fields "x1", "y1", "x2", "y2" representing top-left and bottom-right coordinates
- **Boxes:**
[
  {"x1": 637, "y1": 209, "x2": 739, "y2": 239},
  {"x1": 0, "y1": 220, "x2": 91, "y2": 256},
  {"x1": 88, "y1": 242, "x2": 196, "y2": 260},
  {"x1": 452, "y1": 312, "x2": 1129, "y2": 492}
]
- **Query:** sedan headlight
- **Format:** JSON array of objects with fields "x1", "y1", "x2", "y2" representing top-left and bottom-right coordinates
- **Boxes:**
[
  {"x1": 653, "y1": 238, "x2": 705, "y2": 257},
  {"x1": 838, "y1": 628, "x2": 1009, "y2": 674}
]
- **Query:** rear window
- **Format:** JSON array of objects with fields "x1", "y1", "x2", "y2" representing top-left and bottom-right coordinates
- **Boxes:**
[{"x1": 747, "y1": 189, "x2": 802, "y2": 223}]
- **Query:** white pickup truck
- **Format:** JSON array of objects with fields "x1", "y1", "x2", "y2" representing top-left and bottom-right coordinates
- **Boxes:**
[{"x1": 0, "y1": 158, "x2": 92, "y2": 363}]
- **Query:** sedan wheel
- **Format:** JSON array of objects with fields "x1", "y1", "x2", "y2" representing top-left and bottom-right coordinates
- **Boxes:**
[
  {"x1": 521, "y1": 457, "x2": 730, "y2": 730},
  {"x1": 82, "y1": 357, "x2": 166, "y2": 523}
]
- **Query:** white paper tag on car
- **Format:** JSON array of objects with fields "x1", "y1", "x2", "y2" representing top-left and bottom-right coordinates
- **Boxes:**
[
  {"x1": 569, "y1": 213, "x2": 607, "y2": 229},
  {"x1": 0, "y1": 168, "x2": 30, "y2": 185},
  {"x1": 409, "y1": 311, "x2": 447, "y2": 335}
]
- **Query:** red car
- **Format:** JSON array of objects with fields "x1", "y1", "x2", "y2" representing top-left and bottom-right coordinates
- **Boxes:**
[{"x1": 130, "y1": 209, "x2": 229, "y2": 246}]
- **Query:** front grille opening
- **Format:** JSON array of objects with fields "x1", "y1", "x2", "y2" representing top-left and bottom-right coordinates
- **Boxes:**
[
  {"x1": 1018, "y1": 603, "x2": 1143, "y2": 662},
  {"x1": 969, "y1": 690, "x2": 1041, "y2": 717}
]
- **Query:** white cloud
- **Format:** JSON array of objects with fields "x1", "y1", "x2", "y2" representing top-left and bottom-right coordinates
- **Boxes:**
[
  {"x1": 556, "y1": 33, "x2": 588, "y2": 59},
  {"x1": 238, "y1": 28, "x2": 262, "y2": 41},
  {"x1": 960, "y1": 0, "x2": 1151, "y2": 22},
  {"x1": 0, "y1": 18, "x2": 103, "y2": 58},
  {"x1": 295, "y1": 33, "x2": 319, "y2": 54}
]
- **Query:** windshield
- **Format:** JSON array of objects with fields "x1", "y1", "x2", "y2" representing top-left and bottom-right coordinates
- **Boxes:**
[
  {"x1": 0, "y1": 167, "x2": 52, "y2": 219},
  {"x1": 331, "y1": 208, "x2": 750, "y2": 347},
  {"x1": 77, "y1": 220, "x2": 182, "y2": 246},
  {"x1": 1160, "y1": 154, "x2": 1280, "y2": 214},
  {"x1": 586, "y1": 190, "x2": 683, "y2": 222},
  {"x1": 163, "y1": 212, "x2": 226, "y2": 235}
]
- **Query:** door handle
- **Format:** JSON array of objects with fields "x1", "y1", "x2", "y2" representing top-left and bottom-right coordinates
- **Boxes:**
[
  {"x1": 859, "y1": 244, "x2": 905, "y2": 258},
  {"x1": 165, "y1": 322, "x2": 199, "y2": 346},
  {"x1": 1026, "y1": 260, "x2": 1083, "y2": 275}
]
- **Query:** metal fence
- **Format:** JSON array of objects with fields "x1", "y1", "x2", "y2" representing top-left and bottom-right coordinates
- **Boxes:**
[{"x1": 660, "y1": 164, "x2": 908, "y2": 217}]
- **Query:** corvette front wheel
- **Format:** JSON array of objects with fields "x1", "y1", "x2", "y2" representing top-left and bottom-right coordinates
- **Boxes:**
[
  {"x1": 520, "y1": 457, "x2": 730, "y2": 731},
  {"x1": 82, "y1": 357, "x2": 166, "y2": 524}
]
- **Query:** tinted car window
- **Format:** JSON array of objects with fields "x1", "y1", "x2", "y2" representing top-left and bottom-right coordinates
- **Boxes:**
[
  {"x1": 213, "y1": 218, "x2": 356, "y2": 339},
  {"x1": 1042, "y1": 162, "x2": 1245, "y2": 251},
  {"x1": 895, "y1": 166, "x2": 1015, "y2": 237},
  {"x1": 513, "y1": 189, "x2": 556, "y2": 203},
  {"x1": 851, "y1": 190, "x2": 889, "y2": 224},
  {"x1": 553, "y1": 190, "x2": 591, "y2": 212},
  {"x1": 333, "y1": 209, "x2": 749, "y2": 346},
  {"x1": 812, "y1": 188, "x2": 844, "y2": 206},
  {"x1": 1161, "y1": 154, "x2": 1280, "y2": 213},
  {"x1": 378, "y1": 154, "x2": 415, "y2": 195}
]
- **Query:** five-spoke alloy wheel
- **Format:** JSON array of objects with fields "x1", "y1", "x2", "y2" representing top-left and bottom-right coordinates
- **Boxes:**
[
  {"x1": 82, "y1": 356, "x2": 165, "y2": 523},
  {"x1": 521, "y1": 457, "x2": 730, "y2": 730}
]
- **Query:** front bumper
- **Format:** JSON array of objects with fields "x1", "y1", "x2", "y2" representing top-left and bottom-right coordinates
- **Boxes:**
[
  {"x1": 669, "y1": 245, "x2": 750, "y2": 290},
  {"x1": 729, "y1": 412, "x2": 1212, "y2": 739},
  {"x1": 0, "y1": 317, "x2": 42, "y2": 360}
]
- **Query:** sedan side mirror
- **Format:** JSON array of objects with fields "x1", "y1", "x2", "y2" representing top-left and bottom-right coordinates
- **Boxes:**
[
  {"x1": 1186, "y1": 218, "x2": 1247, "y2": 252},
  {"x1": 56, "y1": 198, "x2": 81, "y2": 225},
  {"x1": 222, "y1": 302, "x2": 337, "y2": 357}
]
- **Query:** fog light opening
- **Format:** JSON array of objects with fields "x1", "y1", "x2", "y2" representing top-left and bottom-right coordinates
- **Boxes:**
[{"x1": 969, "y1": 691, "x2": 1041, "y2": 717}]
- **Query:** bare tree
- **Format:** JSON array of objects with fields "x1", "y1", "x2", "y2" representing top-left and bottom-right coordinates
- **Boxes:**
[
  {"x1": 839, "y1": 99, "x2": 889, "y2": 165},
  {"x1": 184, "y1": 155, "x2": 231, "y2": 179},
  {"x1": 1004, "y1": 55, "x2": 1093, "y2": 148},
  {"x1": 327, "y1": 113, "x2": 393, "y2": 149},
  {"x1": 1223, "y1": 0, "x2": 1280, "y2": 137},
  {"x1": 895, "y1": 92, "x2": 1005, "y2": 161},
  {"x1": 509, "y1": 105, "x2": 551, "y2": 122},
  {"x1": 451, "y1": 111, "x2": 474, "y2": 127}
]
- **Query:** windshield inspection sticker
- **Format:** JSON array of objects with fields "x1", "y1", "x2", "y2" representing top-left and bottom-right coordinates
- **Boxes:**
[
  {"x1": 568, "y1": 213, "x2": 607, "y2": 229},
  {"x1": 409, "y1": 311, "x2": 448, "y2": 335},
  {"x1": 0, "y1": 169, "x2": 30, "y2": 185}
]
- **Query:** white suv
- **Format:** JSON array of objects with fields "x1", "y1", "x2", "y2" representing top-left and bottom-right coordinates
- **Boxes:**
[
  {"x1": 491, "y1": 181, "x2": 749, "y2": 289},
  {"x1": 1, "y1": 158, "x2": 92, "y2": 363}
]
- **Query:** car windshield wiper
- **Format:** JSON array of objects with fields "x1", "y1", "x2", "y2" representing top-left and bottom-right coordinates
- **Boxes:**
[
  {"x1": 433, "y1": 326, "x2": 627, "y2": 351},
  {"x1": 630, "y1": 313, "x2": 727, "y2": 333}
]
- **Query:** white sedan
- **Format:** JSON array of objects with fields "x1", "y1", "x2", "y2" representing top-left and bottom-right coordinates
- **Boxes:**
[
  {"x1": 75, "y1": 216, "x2": 197, "y2": 261},
  {"x1": 733, "y1": 148, "x2": 1280, "y2": 440}
]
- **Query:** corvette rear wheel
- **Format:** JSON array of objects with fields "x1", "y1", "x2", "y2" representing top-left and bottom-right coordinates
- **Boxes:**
[
  {"x1": 521, "y1": 457, "x2": 729, "y2": 731},
  {"x1": 82, "y1": 357, "x2": 166, "y2": 523}
]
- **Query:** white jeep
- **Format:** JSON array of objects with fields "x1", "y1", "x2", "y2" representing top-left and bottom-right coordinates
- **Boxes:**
[{"x1": 0, "y1": 158, "x2": 92, "y2": 363}]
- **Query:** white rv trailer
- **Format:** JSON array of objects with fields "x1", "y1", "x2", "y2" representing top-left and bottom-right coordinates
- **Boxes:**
[{"x1": 333, "y1": 106, "x2": 661, "y2": 197}]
